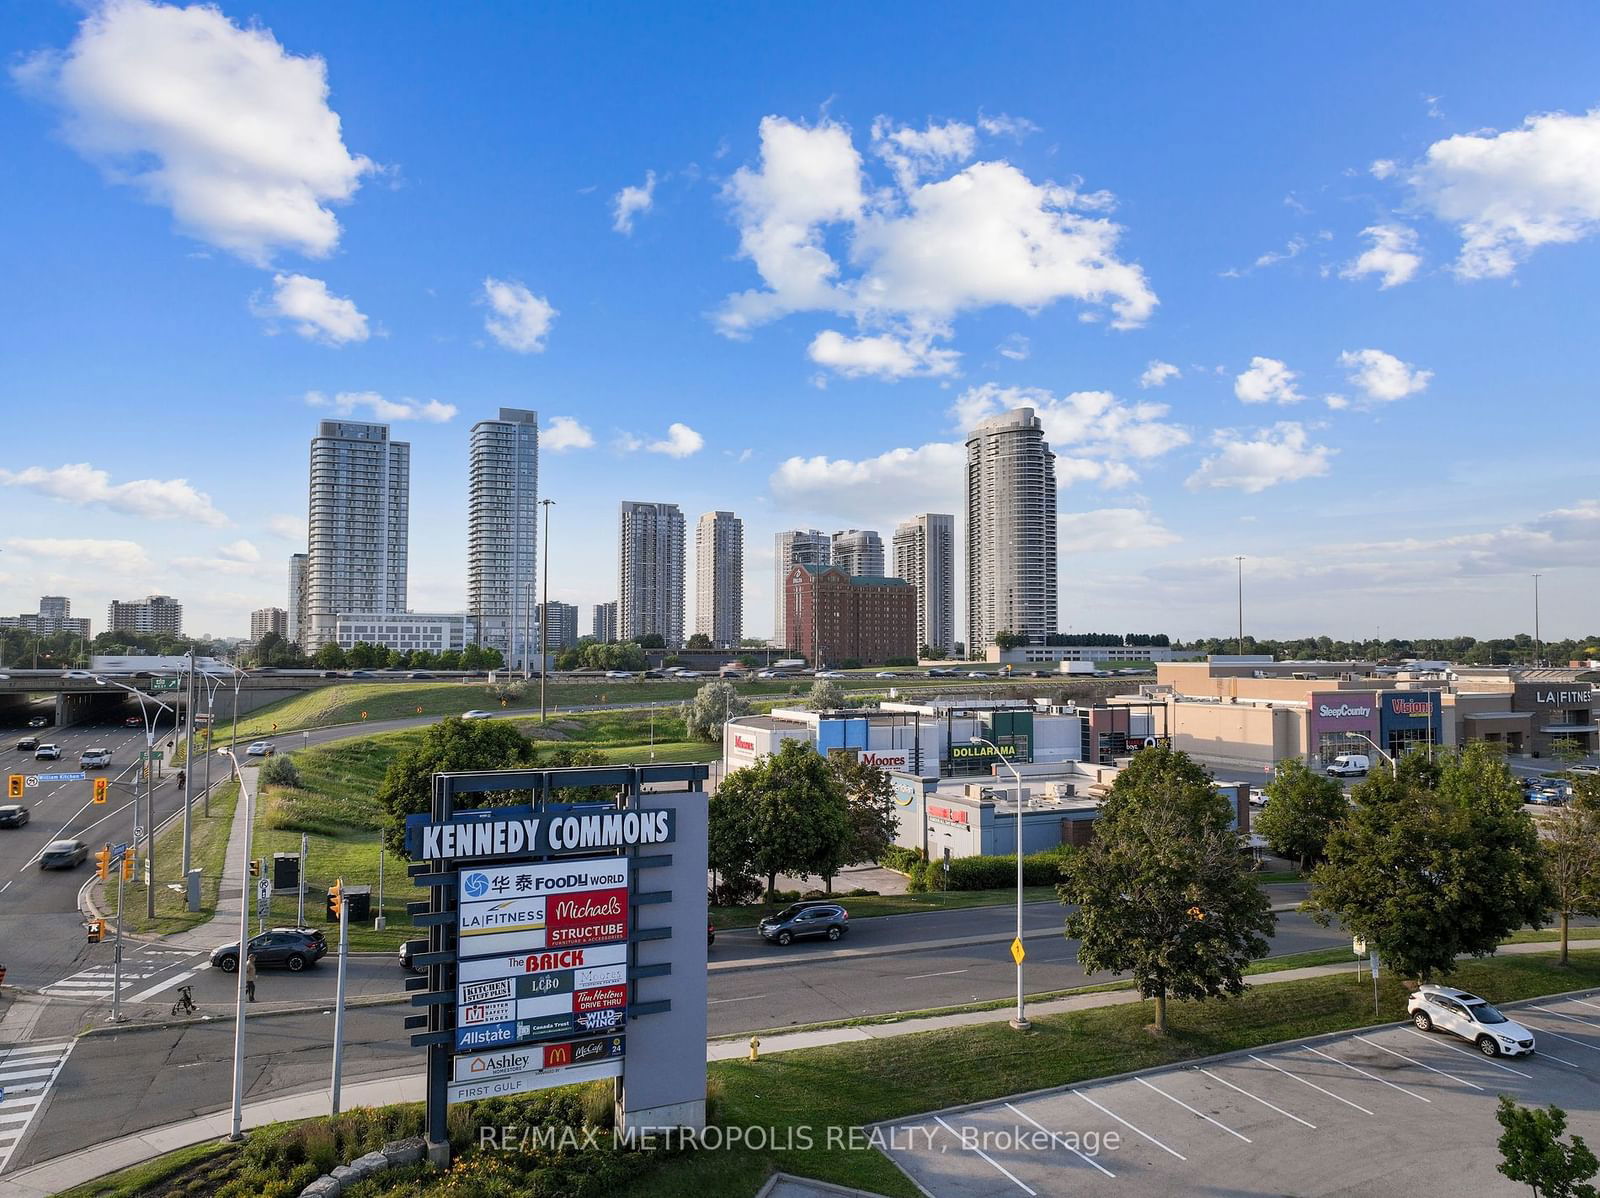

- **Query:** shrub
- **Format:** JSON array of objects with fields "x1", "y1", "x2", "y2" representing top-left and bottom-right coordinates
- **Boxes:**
[
  {"x1": 844, "y1": 887, "x2": 879, "y2": 896},
  {"x1": 258, "y1": 754, "x2": 301, "y2": 789},
  {"x1": 879, "y1": 845, "x2": 925, "y2": 874}
]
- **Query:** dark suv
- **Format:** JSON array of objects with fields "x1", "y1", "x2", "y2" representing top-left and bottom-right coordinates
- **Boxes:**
[
  {"x1": 211, "y1": 927, "x2": 328, "y2": 973},
  {"x1": 758, "y1": 902, "x2": 849, "y2": 946}
]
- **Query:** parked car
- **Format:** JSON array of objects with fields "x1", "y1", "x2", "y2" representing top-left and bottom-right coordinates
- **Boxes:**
[
  {"x1": 80, "y1": 748, "x2": 112, "y2": 769},
  {"x1": 1248, "y1": 787, "x2": 1269, "y2": 807},
  {"x1": 34, "y1": 744, "x2": 61, "y2": 760},
  {"x1": 16, "y1": 737, "x2": 38, "y2": 751},
  {"x1": 1408, "y1": 986, "x2": 1535, "y2": 1057},
  {"x1": 461, "y1": 710, "x2": 496, "y2": 720},
  {"x1": 758, "y1": 902, "x2": 850, "y2": 946},
  {"x1": 1326, "y1": 753, "x2": 1371, "y2": 777},
  {"x1": 27, "y1": 716, "x2": 47, "y2": 728},
  {"x1": 1569, "y1": 764, "x2": 1600, "y2": 777},
  {"x1": 0, "y1": 805, "x2": 29, "y2": 828},
  {"x1": 244, "y1": 740, "x2": 275, "y2": 757},
  {"x1": 211, "y1": 927, "x2": 328, "y2": 973},
  {"x1": 39, "y1": 839, "x2": 88, "y2": 869},
  {"x1": 1527, "y1": 785, "x2": 1568, "y2": 807}
]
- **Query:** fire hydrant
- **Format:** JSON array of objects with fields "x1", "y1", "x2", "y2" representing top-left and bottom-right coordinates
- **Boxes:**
[{"x1": 748, "y1": 1035, "x2": 761, "y2": 1062}]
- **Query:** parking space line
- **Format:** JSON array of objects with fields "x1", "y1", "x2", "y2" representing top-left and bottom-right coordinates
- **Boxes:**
[
  {"x1": 1135, "y1": 1077, "x2": 1251, "y2": 1142},
  {"x1": 1570, "y1": 997, "x2": 1600, "y2": 1013},
  {"x1": 1353, "y1": 1035, "x2": 1484, "y2": 1091},
  {"x1": 1401, "y1": 1029, "x2": 1533, "y2": 1078},
  {"x1": 933, "y1": 1115, "x2": 1036, "y2": 1196},
  {"x1": 1248, "y1": 1055, "x2": 1374, "y2": 1115},
  {"x1": 1304, "y1": 1046, "x2": 1430, "y2": 1103},
  {"x1": 1071, "y1": 1090, "x2": 1186, "y2": 1160},
  {"x1": 1005, "y1": 1103, "x2": 1115, "y2": 1178},
  {"x1": 1536, "y1": 1006, "x2": 1600, "y2": 1033},
  {"x1": 1514, "y1": 1027, "x2": 1593, "y2": 1064},
  {"x1": 1196, "y1": 1067, "x2": 1315, "y2": 1128}
]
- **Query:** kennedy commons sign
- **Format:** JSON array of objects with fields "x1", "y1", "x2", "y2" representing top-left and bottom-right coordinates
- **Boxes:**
[{"x1": 405, "y1": 808, "x2": 675, "y2": 861}]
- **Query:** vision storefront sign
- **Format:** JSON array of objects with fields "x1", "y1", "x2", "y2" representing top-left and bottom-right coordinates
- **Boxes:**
[
  {"x1": 405, "y1": 808, "x2": 675, "y2": 860},
  {"x1": 1378, "y1": 690, "x2": 1442, "y2": 758}
]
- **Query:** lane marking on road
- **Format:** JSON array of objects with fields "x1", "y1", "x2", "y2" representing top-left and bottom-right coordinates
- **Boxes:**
[
  {"x1": 1401, "y1": 1029, "x2": 1533, "y2": 1078},
  {"x1": 905, "y1": 969, "x2": 969, "y2": 980},
  {"x1": 127, "y1": 965, "x2": 202, "y2": 1004},
  {"x1": 1135, "y1": 1076, "x2": 1251, "y2": 1142},
  {"x1": 1353, "y1": 1036, "x2": 1483, "y2": 1091},
  {"x1": 707, "y1": 994, "x2": 769, "y2": 1005},
  {"x1": 1247, "y1": 1054, "x2": 1374, "y2": 1116},
  {"x1": 1070, "y1": 1089, "x2": 1185, "y2": 1160},
  {"x1": 1196, "y1": 1067, "x2": 1315, "y2": 1127},
  {"x1": 0, "y1": 1040, "x2": 74, "y2": 1175},
  {"x1": 1005, "y1": 1102, "x2": 1114, "y2": 1178},
  {"x1": 932, "y1": 1115, "x2": 1036, "y2": 1196},
  {"x1": 1303, "y1": 1046, "x2": 1430, "y2": 1103}
]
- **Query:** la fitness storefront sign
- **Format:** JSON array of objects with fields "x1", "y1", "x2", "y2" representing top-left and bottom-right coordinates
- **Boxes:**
[{"x1": 1515, "y1": 683, "x2": 1596, "y2": 710}]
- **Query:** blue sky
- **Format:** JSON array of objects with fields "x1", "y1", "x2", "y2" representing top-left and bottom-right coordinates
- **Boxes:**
[{"x1": 3, "y1": 1, "x2": 1599, "y2": 642}]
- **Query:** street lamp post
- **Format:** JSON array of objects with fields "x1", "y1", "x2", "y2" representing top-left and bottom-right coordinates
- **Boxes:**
[
  {"x1": 1234, "y1": 556, "x2": 1245, "y2": 657},
  {"x1": 1346, "y1": 732, "x2": 1398, "y2": 780},
  {"x1": 970, "y1": 736, "x2": 1030, "y2": 1031},
  {"x1": 539, "y1": 498, "x2": 555, "y2": 724},
  {"x1": 218, "y1": 746, "x2": 254, "y2": 1142},
  {"x1": 1533, "y1": 574, "x2": 1543, "y2": 666},
  {"x1": 95, "y1": 676, "x2": 174, "y2": 919}
]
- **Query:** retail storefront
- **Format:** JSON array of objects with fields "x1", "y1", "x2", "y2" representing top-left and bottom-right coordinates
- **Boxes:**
[
  {"x1": 1378, "y1": 691, "x2": 1442, "y2": 760},
  {"x1": 1307, "y1": 692, "x2": 1379, "y2": 766},
  {"x1": 1513, "y1": 682, "x2": 1598, "y2": 756}
]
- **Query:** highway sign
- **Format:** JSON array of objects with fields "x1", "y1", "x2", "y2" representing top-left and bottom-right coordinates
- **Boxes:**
[
  {"x1": 139, "y1": 750, "x2": 164, "y2": 762},
  {"x1": 34, "y1": 772, "x2": 87, "y2": 783},
  {"x1": 112, "y1": 842, "x2": 128, "y2": 860},
  {"x1": 150, "y1": 678, "x2": 180, "y2": 692},
  {"x1": 1010, "y1": 937, "x2": 1025, "y2": 966}
]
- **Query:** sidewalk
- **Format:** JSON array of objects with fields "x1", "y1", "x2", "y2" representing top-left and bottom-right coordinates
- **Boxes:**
[
  {"x1": 160, "y1": 764, "x2": 258, "y2": 951},
  {"x1": 10, "y1": 937, "x2": 1590, "y2": 1196}
]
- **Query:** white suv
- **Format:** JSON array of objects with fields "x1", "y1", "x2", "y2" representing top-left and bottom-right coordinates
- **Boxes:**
[{"x1": 1408, "y1": 986, "x2": 1536, "y2": 1057}]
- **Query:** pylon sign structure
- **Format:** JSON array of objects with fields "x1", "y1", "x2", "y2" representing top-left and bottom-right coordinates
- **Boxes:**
[{"x1": 404, "y1": 763, "x2": 709, "y2": 1168}]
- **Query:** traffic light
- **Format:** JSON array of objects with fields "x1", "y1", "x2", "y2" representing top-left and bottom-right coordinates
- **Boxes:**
[
  {"x1": 86, "y1": 918, "x2": 105, "y2": 944},
  {"x1": 6, "y1": 774, "x2": 21, "y2": 799},
  {"x1": 95, "y1": 847, "x2": 111, "y2": 880},
  {"x1": 249, "y1": 858, "x2": 261, "y2": 877},
  {"x1": 121, "y1": 854, "x2": 134, "y2": 881},
  {"x1": 93, "y1": 777, "x2": 109, "y2": 804},
  {"x1": 326, "y1": 877, "x2": 343, "y2": 922}
]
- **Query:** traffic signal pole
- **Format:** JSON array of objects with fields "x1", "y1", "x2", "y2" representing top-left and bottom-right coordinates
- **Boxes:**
[
  {"x1": 111, "y1": 856, "x2": 125, "y2": 1024},
  {"x1": 330, "y1": 886, "x2": 349, "y2": 1114}
]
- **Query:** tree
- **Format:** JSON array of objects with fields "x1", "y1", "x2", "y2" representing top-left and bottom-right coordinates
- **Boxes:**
[
  {"x1": 379, "y1": 717, "x2": 539, "y2": 856},
  {"x1": 638, "y1": 633, "x2": 666, "y2": 649},
  {"x1": 1550, "y1": 738, "x2": 1588, "y2": 768},
  {"x1": 685, "y1": 632, "x2": 713, "y2": 650},
  {"x1": 346, "y1": 641, "x2": 383, "y2": 668},
  {"x1": 713, "y1": 740, "x2": 850, "y2": 895},
  {"x1": 1496, "y1": 1096, "x2": 1599, "y2": 1198},
  {"x1": 1254, "y1": 758, "x2": 1348, "y2": 870},
  {"x1": 993, "y1": 631, "x2": 1026, "y2": 650},
  {"x1": 385, "y1": 648, "x2": 406, "y2": 669},
  {"x1": 807, "y1": 679, "x2": 844, "y2": 710},
  {"x1": 708, "y1": 784, "x2": 761, "y2": 906},
  {"x1": 681, "y1": 681, "x2": 749, "y2": 742},
  {"x1": 481, "y1": 646, "x2": 505, "y2": 670},
  {"x1": 1543, "y1": 781, "x2": 1600, "y2": 965},
  {"x1": 920, "y1": 644, "x2": 948, "y2": 661},
  {"x1": 822, "y1": 751, "x2": 901, "y2": 891},
  {"x1": 1060, "y1": 746, "x2": 1276, "y2": 1034},
  {"x1": 1306, "y1": 742, "x2": 1553, "y2": 981},
  {"x1": 312, "y1": 642, "x2": 347, "y2": 669},
  {"x1": 436, "y1": 650, "x2": 462, "y2": 669}
]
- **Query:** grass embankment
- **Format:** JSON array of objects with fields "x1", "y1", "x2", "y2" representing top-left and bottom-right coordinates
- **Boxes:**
[
  {"x1": 108, "y1": 780, "x2": 239, "y2": 937},
  {"x1": 65, "y1": 949, "x2": 1600, "y2": 1198}
]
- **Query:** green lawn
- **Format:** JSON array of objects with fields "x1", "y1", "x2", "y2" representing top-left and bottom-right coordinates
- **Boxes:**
[{"x1": 109, "y1": 781, "x2": 239, "y2": 937}]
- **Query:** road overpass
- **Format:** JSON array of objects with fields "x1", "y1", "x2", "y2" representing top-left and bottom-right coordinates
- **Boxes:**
[{"x1": 0, "y1": 671, "x2": 352, "y2": 728}]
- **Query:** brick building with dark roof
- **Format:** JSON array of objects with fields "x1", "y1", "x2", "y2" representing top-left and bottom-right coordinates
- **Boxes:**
[{"x1": 782, "y1": 563, "x2": 917, "y2": 666}]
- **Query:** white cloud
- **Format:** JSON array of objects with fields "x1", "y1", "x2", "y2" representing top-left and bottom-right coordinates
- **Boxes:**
[
  {"x1": 1186, "y1": 423, "x2": 1334, "y2": 493},
  {"x1": 542, "y1": 416, "x2": 595, "y2": 452},
  {"x1": 0, "y1": 462, "x2": 227, "y2": 525},
  {"x1": 266, "y1": 514, "x2": 306, "y2": 541},
  {"x1": 16, "y1": 0, "x2": 373, "y2": 265},
  {"x1": 1338, "y1": 348, "x2": 1432, "y2": 403},
  {"x1": 807, "y1": 329, "x2": 959, "y2": 379},
  {"x1": 482, "y1": 277, "x2": 557, "y2": 353},
  {"x1": 997, "y1": 333, "x2": 1030, "y2": 361},
  {"x1": 256, "y1": 273, "x2": 369, "y2": 344},
  {"x1": 978, "y1": 113, "x2": 1040, "y2": 140},
  {"x1": 1369, "y1": 158, "x2": 1398, "y2": 180},
  {"x1": 770, "y1": 442, "x2": 965, "y2": 516},
  {"x1": 304, "y1": 391, "x2": 457, "y2": 422},
  {"x1": 1253, "y1": 235, "x2": 1307, "y2": 268},
  {"x1": 1234, "y1": 356, "x2": 1304, "y2": 405},
  {"x1": 646, "y1": 423, "x2": 704, "y2": 458},
  {"x1": 5, "y1": 536, "x2": 150, "y2": 573},
  {"x1": 1408, "y1": 108, "x2": 1600, "y2": 278},
  {"x1": 1339, "y1": 224, "x2": 1421, "y2": 289},
  {"x1": 717, "y1": 115, "x2": 1156, "y2": 376},
  {"x1": 1057, "y1": 508, "x2": 1180, "y2": 552},
  {"x1": 612, "y1": 170, "x2": 656, "y2": 235},
  {"x1": 217, "y1": 538, "x2": 260, "y2": 563},
  {"x1": 1139, "y1": 360, "x2": 1180, "y2": 388}
]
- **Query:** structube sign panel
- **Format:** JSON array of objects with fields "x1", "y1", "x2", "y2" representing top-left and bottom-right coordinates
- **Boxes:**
[{"x1": 452, "y1": 857, "x2": 631, "y2": 1058}]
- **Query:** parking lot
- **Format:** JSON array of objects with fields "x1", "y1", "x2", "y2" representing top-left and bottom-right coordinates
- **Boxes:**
[{"x1": 878, "y1": 987, "x2": 1600, "y2": 1197}]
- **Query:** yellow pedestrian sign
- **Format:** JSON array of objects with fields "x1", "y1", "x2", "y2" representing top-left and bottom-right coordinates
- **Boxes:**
[{"x1": 1010, "y1": 937, "x2": 1025, "y2": 966}]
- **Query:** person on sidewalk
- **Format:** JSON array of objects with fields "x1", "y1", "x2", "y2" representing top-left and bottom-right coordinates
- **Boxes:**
[{"x1": 245, "y1": 953, "x2": 257, "y2": 1002}]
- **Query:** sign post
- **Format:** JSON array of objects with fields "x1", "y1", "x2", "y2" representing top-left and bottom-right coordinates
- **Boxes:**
[
  {"x1": 331, "y1": 881, "x2": 350, "y2": 1114},
  {"x1": 110, "y1": 842, "x2": 128, "y2": 1024}
]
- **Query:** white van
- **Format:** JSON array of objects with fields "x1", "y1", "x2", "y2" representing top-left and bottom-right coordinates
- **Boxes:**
[{"x1": 1326, "y1": 754, "x2": 1371, "y2": 777}]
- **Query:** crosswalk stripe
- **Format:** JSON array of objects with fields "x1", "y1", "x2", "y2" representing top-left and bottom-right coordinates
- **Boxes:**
[
  {"x1": 0, "y1": 1039, "x2": 74, "y2": 1174},
  {"x1": 0, "y1": 1069, "x2": 56, "y2": 1083}
]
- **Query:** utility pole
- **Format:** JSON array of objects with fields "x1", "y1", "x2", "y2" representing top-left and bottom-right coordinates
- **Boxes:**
[
  {"x1": 111, "y1": 846, "x2": 127, "y2": 1024},
  {"x1": 228, "y1": 756, "x2": 253, "y2": 1142},
  {"x1": 202, "y1": 685, "x2": 214, "y2": 817},
  {"x1": 297, "y1": 831, "x2": 307, "y2": 926},
  {"x1": 144, "y1": 723, "x2": 156, "y2": 920},
  {"x1": 539, "y1": 498, "x2": 555, "y2": 723},
  {"x1": 1235, "y1": 556, "x2": 1245, "y2": 657},
  {"x1": 330, "y1": 884, "x2": 350, "y2": 1113},
  {"x1": 1533, "y1": 573, "x2": 1542, "y2": 665},
  {"x1": 181, "y1": 650, "x2": 197, "y2": 877}
]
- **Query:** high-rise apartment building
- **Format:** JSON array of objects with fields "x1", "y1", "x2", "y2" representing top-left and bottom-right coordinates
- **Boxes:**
[
  {"x1": 966, "y1": 406, "x2": 1057, "y2": 655},
  {"x1": 892, "y1": 514, "x2": 955, "y2": 656},
  {"x1": 773, "y1": 530, "x2": 830, "y2": 647},
  {"x1": 618, "y1": 502, "x2": 685, "y2": 646},
  {"x1": 305, "y1": 421, "x2": 410, "y2": 649},
  {"x1": 287, "y1": 553, "x2": 308, "y2": 646},
  {"x1": 251, "y1": 607, "x2": 287, "y2": 642},
  {"x1": 694, "y1": 511, "x2": 743, "y2": 648},
  {"x1": 830, "y1": 529, "x2": 885, "y2": 578},
  {"x1": 108, "y1": 594, "x2": 184, "y2": 636},
  {"x1": 467, "y1": 408, "x2": 539, "y2": 667},
  {"x1": 536, "y1": 601, "x2": 580, "y2": 650},
  {"x1": 592, "y1": 601, "x2": 618, "y2": 644},
  {"x1": 2, "y1": 597, "x2": 89, "y2": 639}
]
